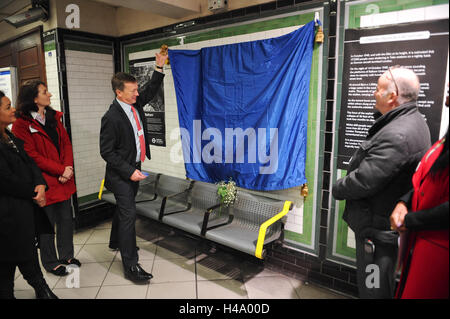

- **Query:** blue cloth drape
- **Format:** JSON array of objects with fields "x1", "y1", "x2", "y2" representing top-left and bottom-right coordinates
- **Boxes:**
[{"x1": 169, "y1": 21, "x2": 315, "y2": 190}]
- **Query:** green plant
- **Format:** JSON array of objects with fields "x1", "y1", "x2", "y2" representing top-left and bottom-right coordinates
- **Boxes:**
[{"x1": 217, "y1": 178, "x2": 237, "y2": 207}]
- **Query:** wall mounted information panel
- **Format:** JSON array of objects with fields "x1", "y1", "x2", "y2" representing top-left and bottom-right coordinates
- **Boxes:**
[
  {"x1": 329, "y1": 0, "x2": 449, "y2": 267},
  {"x1": 338, "y1": 19, "x2": 449, "y2": 169}
]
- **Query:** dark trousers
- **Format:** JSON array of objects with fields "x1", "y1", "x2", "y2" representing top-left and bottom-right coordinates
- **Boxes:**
[
  {"x1": 39, "y1": 199, "x2": 74, "y2": 271},
  {"x1": 0, "y1": 248, "x2": 46, "y2": 299},
  {"x1": 109, "y1": 179, "x2": 140, "y2": 269},
  {"x1": 355, "y1": 233, "x2": 398, "y2": 299}
]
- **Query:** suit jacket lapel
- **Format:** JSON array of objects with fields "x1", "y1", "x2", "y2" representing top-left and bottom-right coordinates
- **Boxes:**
[{"x1": 112, "y1": 99, "x2": 135, "y2": 142}]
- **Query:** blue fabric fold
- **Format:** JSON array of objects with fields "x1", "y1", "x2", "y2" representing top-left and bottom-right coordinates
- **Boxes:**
[{"x1": 169, "y1": 21, "x2": 315, "y2": 190}]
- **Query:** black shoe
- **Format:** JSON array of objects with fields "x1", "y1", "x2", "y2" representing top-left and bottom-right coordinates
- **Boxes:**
[
  {"x1": 49, "y1": 265, "x2": 69, "y2": 276},
  {"x1": 135, "y1": 264, "x2": 153, "y2": 279},
  {"x1": 124, "y1": 264, "x2": 153, "y2": 283},
  {"x1": 61, "y1": 258, "x2": 81, "y2": 267},
  {"x1": 33, "y1": 282, "x2": 58, "y2": 299}
]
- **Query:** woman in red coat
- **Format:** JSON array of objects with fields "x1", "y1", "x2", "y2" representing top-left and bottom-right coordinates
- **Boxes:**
[
  {"x1": 390, "y1": 87, "x2": 449, "y2": 299},
  {"x1": 12, "y1": 81, "x2": 81, "y2": 276}
]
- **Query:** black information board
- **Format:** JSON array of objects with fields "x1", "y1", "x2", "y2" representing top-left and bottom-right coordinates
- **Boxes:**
[
  {"x1": 338, "y1": 19, "x2": 449, "y2": 169},
  {"x1": 129, "y1": 57, "x2": 166, "y2": 147}
]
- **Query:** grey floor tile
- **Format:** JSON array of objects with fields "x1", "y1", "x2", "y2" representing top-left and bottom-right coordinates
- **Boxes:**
[
  {"x1": 196, "y1": 253, "x2": 242, "y2": 282},
  {"x1": 76, "y1": 243, "x2": 117, "y2": 263},
  {"x1": 14, "y1": 289, "x2": 36, "y2": 299},
  {"x1": 147, "y1": 281, "x2": 196, "y2": 299},
  {"x1": 10, "y1": 217, "x2": 354, "y2": 299},
  {"x1": 14, "y1": 269, "x2": 62, "y2": 291},
  {"x1": 240, "y1": 260, "x2": 280, "y2": 281},
  {"x1": 244, "y1": 275, "x2": 300, "y2": 299},
  {"x1": 94, "y1": 220, "x2": 113, "y2": 230},
  {"x1": 54, "y1": 262, "x2": 110, "y2": 288},
  {"x1": 296, "y1": 283, "x2": 349, "y2": 299},
  {"x1": 97, "y1": 284, "x2": 148, "y2": 299},
  {"x1": 197, "y1": 279, "x2": 248, "y2": 299},
  {"x1": 85, "y1": 229, "x2": 112, "y2": 244},
  {"x1": 73, "y1": 228, "x2": 95, "y2": 245},
  {"x1": 154, "y1": 237, "x2": 197, "y2": 260},
  {"x1": 53, "y1": 287, "x2": 100, "y2": 299},
  {"x1": 151, "y1": 259, "x2": 195, "y2": 283}
]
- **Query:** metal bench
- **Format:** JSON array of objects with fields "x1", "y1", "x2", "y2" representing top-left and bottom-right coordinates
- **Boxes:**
[
  {"x1": 135, "y1": 174, "x2": 192, "y2": 221},
  {"x1": 99, "y1": 171, "x2": 160, "y2": 204},
  {"x1": 161, "y1": 181, "x2": 230, "y2": 236},
  {"x1": 202, "y1": 191, "x2": 292, "y2": 259},
  {"x1": 99, "y1": 174, "x2": 292, "y2": 259}
]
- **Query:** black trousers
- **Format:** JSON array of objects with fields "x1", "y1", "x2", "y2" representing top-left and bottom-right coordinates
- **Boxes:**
[
  {"x1": 109, "y1": 170, "x2": 140, "y2": 270},
  {"x1": 0, "y1": 248, "x2": 46, "y2": 299},
  {"x1": 39, "y1": 199, "x2": 74, "y2": 271},
  {"x1": 355, "y1": 233, "x2": 398, "y2": 299}
]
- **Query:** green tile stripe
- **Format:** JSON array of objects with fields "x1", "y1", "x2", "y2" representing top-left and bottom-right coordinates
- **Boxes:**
[
  {"x1": 347, "y1": 0, "x2": 448, "y2": 29},
  {"x1": 78, "y1": 193, "x2": 101, "y2": 205},
  {"x1": 124, "y1": 13, "x2": 315, "y2": 73},
  {"x1": 333, "y1": 170, "x2": 356, "y2": 259},
  {"x1": 78, "y1": 190, "x2": 111, "y2": 205},
  {"x1": 284, "y1": 39, "x2": 322, "y2": 246},
  {"x1": 65, "y1": 40, "x2": 113, "y2": 55},
  {"x1": 335, "y1": 200, "x2": 356, "y2": 259},
  {"x1": 124, "y1": 38, "x2": 180, "y2": 73},
  {"x1": 44, "y1": 41, "x2": 56, "y2": 52},
  {"x1": 184, "y1": 14, "x2": 313, "y2": 44}
]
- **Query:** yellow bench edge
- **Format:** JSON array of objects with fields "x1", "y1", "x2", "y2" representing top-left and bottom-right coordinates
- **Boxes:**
[
  {"x1": 98, "y1": 179, "x2": 105, "y2": 200},
  {"x1": 255, "y1": 200, "x2": 293, "y2": 259}
]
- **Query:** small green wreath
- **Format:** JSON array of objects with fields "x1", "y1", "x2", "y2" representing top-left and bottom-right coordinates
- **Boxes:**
[{"x1": 217, "y1": 179, "x2": 237, "y2": 207}]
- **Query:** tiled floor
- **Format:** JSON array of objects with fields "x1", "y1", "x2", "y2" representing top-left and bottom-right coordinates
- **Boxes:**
[{"x1": 13, "y1": 216, "x2": 349, "y2": 299}]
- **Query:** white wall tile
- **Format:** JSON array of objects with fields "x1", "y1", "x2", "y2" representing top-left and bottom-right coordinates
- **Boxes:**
[{"x1": 65, "y1": 49, "x2": 114, "y2": 198}]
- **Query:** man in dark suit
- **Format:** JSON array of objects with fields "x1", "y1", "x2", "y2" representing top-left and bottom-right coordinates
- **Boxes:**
[{"x1": 100, "y1": 52, "x2": 168, "y2": 282}]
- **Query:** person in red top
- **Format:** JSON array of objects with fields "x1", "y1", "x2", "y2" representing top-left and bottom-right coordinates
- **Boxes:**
[
  {"x1": 390, "y1": 84, "x2": 449, "y2": 299},
  {"x1": 12, "y1": 81, "x2": 80, "y2": 276}
]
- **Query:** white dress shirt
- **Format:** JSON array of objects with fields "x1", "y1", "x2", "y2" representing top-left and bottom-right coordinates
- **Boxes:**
[{"x1": 116, "y1": 98, "x2": 145, "y2": 163}]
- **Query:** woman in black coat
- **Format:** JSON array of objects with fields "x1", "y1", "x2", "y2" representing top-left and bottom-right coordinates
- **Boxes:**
[{"x1": 0, "y1": 90, "x2": 57, "y2": 299}]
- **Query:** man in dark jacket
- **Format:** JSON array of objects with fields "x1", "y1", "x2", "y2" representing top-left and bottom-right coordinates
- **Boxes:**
[
  {"x1": 100, "y1": 52, "x2": 168, "y2": 282},
  {"x1": 332, "y1": 67, "x2": 431, "y2": 298}
]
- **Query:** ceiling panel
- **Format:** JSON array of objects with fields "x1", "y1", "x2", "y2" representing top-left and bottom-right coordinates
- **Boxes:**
[{"x1": 93, "y1": 0, "x2": 201, "y2": 19}]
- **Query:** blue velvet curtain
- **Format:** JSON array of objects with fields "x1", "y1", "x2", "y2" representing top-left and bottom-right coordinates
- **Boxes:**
[{"x1": 169, "y1": 21, "x2": 315, "y2": 190}]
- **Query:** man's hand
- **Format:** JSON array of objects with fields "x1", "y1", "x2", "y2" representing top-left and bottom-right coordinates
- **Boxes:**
[
  {"x1": 155, "y1": 52, "x2": 168, "y2": 70},
  {"x1": 33, "y1": 184, "x2": 47, "y2": 207},
  {"x1": 130, "y1": 169, "x2": 147, "y2": 182},
  {"x1": 390, "y1": 201, "x2": 409, "y2": 232}
]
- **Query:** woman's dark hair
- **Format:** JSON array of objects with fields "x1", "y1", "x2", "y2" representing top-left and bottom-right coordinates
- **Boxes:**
[
  {"x1": 430, "y1": 128, "x2": 449, "y2": 176},
  {"x1": 16, "y1": 80, "x2": 57, "y2": 128}
]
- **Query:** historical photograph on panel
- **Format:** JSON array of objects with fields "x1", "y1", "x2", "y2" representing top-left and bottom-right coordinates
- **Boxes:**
[{"x1": 129, "y1": 57, "x2": 166, "y2": 146}]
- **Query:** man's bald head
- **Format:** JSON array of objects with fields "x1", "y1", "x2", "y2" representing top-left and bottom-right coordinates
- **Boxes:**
[{"x1": 383, "y1": 67, "x2": 420, "y2": 105}]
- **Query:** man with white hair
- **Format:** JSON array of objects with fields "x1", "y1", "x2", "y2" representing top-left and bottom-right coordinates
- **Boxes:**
[{"x1": 332, "y1": 66, "x2": 431, "y2": 298}]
